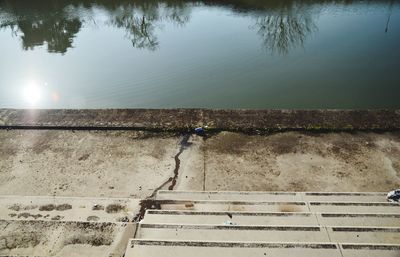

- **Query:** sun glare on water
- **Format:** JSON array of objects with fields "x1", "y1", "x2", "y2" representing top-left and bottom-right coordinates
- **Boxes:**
[{"x1": 22, "y1": 81, "x2": 42, "y2": 106}]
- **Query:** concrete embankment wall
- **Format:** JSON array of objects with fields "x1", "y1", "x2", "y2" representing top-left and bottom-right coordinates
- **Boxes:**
[{"x1": 0, "y1": 109, "x2": 399, "y2": 131}]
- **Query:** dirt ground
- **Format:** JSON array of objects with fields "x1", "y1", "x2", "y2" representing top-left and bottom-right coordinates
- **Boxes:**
[{"x1": 0, "y1": 130, "x2": 399, "y2": 197}]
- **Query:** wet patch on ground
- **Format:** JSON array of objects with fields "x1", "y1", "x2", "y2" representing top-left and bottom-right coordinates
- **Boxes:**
[
  {"x1": 16, "y1": 213, "x2": 43, "y2": 219},
  {"x1": 0, "y1": 220, "x2": 121, "y2": 256},
  {"x1": 105, "y1": 204, "x2": 125, "y2": 213},
  {"x1": 38, "y1": 204, "x2": 72, "y2": 211},
  {"x1": 87, "y1": 216, "x2": 100, "y2": 222}
]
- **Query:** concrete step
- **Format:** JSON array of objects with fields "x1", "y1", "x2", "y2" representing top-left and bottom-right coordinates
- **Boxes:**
[
  {"x1": 153, "y1": 199, "x2": 400, "y2": 213},
  {"x1": 154, "y1": 200, "x2": 309, "y2": 212},
  {"x1": 309, "y1": 202, "x2": 400, "y2": 213},
  {"x1": 127, "y1": 191, "x2": 400, "y2": 257},
  {"x1": 126, "y1": 240, "x2": 400, "y2": 257},
  {"x1": 341, "y1": 244, "x2": 400, "y2": 257},
  {"x1": 137, "y1": 224, "x2": 400, "y2": 244},
  {"x1": 125, "y1": 240, "x2": 343, "y2": 257},
  {"x1": 142, "y1": 210, "x2": 319, "y2": 226},
  {"x1": 0, "y1": 195, "x2": 139, "y2": 223},
  {"x1": 157, "y1": 191, "x2": 302, "y2": 201},
  {"x1": 326, "y1": 227, "x2": 400, "y2": 244},
  {"x1": 317, "y1": 213, "x2": 400, "y2": 227},
  {"x1": 142, "y1": 210, "x2": 400, "y2": 227},
  {"x1": 156, "y1": 191, "x2": 388, "y2": 202},
  {"x1": 137, "y1": 224, "x2": 330, "y2": 242}
]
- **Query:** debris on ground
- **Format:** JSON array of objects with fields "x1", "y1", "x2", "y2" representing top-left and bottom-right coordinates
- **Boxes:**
[
  {"x1": 195, "y1": 127, "x2": 207, "y2": 136},
  {"x1": 387, "y1": 189, "x2": 400, "y2": 203},
  {"x1": 223, "y1": 220, "x2": 237, "y2": 226}
]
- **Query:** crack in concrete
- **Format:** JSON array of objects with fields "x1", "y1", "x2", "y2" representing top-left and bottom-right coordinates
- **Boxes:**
[
  {"x1": 134, "y1": 134, "x2": 191, "y2": 222},
  {"x1": 169, "y1": 134, "x2": 191, "y2": 190},
  {"x1": 147, "y1": 133, "x2": 191, "y2": 198}
]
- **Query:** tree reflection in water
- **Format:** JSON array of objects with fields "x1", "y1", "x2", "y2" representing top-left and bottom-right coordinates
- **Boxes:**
[
  {"x1": 0, "y1": 0, "x2": 396, "y2": 54},
  {"x1": 108, "y1": 1, "x2": 190, "y2": 51},
  {"x1": 0, "y1": 0, "x2": 191, "y2": 53},
  {"x1": 0, "y1": 1, "x2": 83, "y2": 54},
  {"x1": 110, "y1": 8, "x2": 160, "y2": 51},
  {"x1": 252, "y1": 4, "x2": 317, "y2": 55}
]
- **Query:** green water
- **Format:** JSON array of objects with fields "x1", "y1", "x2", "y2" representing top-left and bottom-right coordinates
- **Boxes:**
[{"x1": 0, "y1": 0, "x2": 399, "y2": 109}]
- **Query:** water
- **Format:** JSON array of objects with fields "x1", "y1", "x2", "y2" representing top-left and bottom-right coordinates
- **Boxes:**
[{"x1": 0, "y1": 0, "x2": 399, "y2": 109}]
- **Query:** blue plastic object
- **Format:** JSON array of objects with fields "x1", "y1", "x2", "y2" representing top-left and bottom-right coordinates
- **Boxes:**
[{"x1": 195, "y1": 127, "x2": 205, "y2": 134}]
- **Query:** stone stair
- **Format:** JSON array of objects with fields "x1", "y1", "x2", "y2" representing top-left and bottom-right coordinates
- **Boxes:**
[{"x1": 126, "y1": 191, "x2": 400, "y2": 257}]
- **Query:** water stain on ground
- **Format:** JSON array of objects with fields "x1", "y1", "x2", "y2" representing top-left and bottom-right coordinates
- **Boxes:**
[
  {"x1": 8, "y1": 204, "x2": 38, "y2": 212},
  {"x1": 55, "y1": 204, "x2": 72, "y2": 211},
  {"x1": 105, "y1": 204, "x2": 125, "y2": 213},
  {"x1": 86, "y1": 216, "x2": 100, "y2": 222},
  {"x1": 0, "y1": 220, "x2": 117, "y2": 253},
  {"x1": 39, "y1": 204, "x2": 56, "y2": 211},
  {"x1": 17, "y1": 213, "x2": 42, "y2": 219},
  {"x1": 51, "y1": 215, "x2": 64, "y2": 221},
  {"x1": 39, "y1": 204, "x2": 72, "y2": 211}
]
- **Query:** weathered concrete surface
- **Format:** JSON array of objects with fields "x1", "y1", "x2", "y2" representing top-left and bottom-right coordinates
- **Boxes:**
[
  {"x1": 0, "y1": 130, "x2": 180, "y2": 198},
  {"x1": 1, "y1": 109, "x2": 399, "y2": 131},
  {"x1": 203, "y1": 131, "x2": 400, "y2": 192},
  {"x1": 0, "y1": 130, "x2": 399, "y2": 196}
]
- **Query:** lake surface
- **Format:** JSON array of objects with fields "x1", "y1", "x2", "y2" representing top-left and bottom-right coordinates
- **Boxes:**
[{"x1": 0, "y1": 0, "x2": 399, "y2": 109}]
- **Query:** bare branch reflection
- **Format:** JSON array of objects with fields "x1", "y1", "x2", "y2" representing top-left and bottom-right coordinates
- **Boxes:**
[
  {"x1": 108, "y1": 1, "x2": 190, "y2": 51},
  {"x1": 112, "y1": 12, "x2": 159, "y2": 50},
  {"x1": 251, "y1": 4, "x2": 317, "y2": 55}
]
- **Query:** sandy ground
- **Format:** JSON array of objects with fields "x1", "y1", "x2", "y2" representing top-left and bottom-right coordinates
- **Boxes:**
[
  {"x1": 0, "y1": 130, "x2": 179, "y2": 198},
  {"x1": 1, "y1": 129, "x2": 400, "y2": 256},
  {"x1": 0, "y1": 130, "x2": 399, "y2": 196}
]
